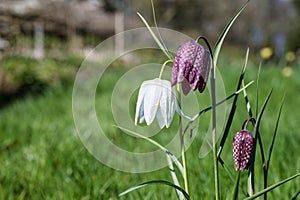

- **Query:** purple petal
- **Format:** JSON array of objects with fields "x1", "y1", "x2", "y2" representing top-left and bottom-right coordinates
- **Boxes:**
[
  {"x1": 233, "y1": 130, "x2": 254, "y2": 171},
  {"x1": 171, "y1": 40, "x2": 211, "y2": 94},
  {"x1": 181, "y1": 79, "x2": 191, "y2": 95},
  {"x1": 197, "y1": 49, "x2": 211, "y2": 93},
  {"x1": 171, "y1": 55, "x2": 180, "y2": 86}
]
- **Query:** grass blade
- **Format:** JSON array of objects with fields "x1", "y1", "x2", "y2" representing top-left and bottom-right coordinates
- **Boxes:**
[
  {"x1": 166, "y1": 153, "x2": 186, "y2": 200},
  {"x1": 212, "y1": 4, "x2": 250, "y2": 192},
  {"x1": 150, "y1": 0, "x2": 173, "y2": 60},
  {"x1": 264, "y1": 96, "x2": 284, "y2": 199},
  {"x1": 254, "y1": 89, "x2": 272, "y2": 137},
  {"x1": 191, "y1": 80, "x2": 253, "y2": 123},
  {"x1": 137, "y1": 12, "x2": 172, "y2": 60},
  {"x1": 119, "y1": 180, "x2": 190, "y2": 199},
  {"x1": 116, "y1": 125, "x2": 185, "y2": 199},
  {"x1": 114, "y1": 125, "x2": 184, "y2": 175},
  {"x1": 291, "y1": 189, "x2": 300, "y2": 200},
  {"x1": 217, "y1": 49, "x2": 250, "y2": 158},
  {"x1": 231, "y1": 171, "x2": 241, "y2": 200},
  {"x1": 243, "y1": 173, "x2": 300, "y2": 200},
  {"x1": 255, "y1": 64, "x2": 261, "y2": 117},
  {"x1": 248, "y1": 89, "x2": 272, "y2": 196},
  {"x1": 266, "y1": 96, "x2": 284, "y2": 171},
  {"x1": 213, "y1": 0, "x2": 250, "y2": 68}
]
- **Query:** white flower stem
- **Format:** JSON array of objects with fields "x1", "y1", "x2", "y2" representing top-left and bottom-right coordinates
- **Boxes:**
[
  {"x1": 159, "y1": 60, "x2": 173, "y2": 79},
  {"x1": 176, "y1": 84, "x2": 189, "y2": 195}
]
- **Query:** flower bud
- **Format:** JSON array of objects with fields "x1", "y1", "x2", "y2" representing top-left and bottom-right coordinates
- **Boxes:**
[
  {"x1": 171, "y1": 40, "x2": 211, "y2": 95},
  {"x1": 233, "y1": 130, "x2": 254, "y2": 171}
]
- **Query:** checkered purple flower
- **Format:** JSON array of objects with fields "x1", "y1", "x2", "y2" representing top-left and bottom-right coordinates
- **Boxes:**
[
  {"x1": 233, "y1": 130, "x2": 254, "y2": 171},
  {"x1": 171, "y1": 40, "x2": 211, "y2": 95}
]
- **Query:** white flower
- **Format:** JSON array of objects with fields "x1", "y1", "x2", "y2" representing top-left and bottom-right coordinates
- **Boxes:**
[{"x1": 135, "y1": 78, "x2": 176, "y2": 128}]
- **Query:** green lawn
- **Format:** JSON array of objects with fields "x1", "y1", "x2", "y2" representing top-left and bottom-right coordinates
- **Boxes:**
[{"x1": 0, "y1": 54, "x2": 299, "y2": 199}]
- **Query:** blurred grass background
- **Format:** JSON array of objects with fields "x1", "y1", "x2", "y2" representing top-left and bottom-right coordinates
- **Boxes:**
[
  {"x1": 0, "y1": 48, "x2": 299, "y2": 199},
  {"x1": 0, "y1": 0, "x2": 300, "y2": 199}
]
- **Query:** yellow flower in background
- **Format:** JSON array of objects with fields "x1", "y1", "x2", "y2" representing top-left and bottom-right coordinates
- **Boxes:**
[
  {"x1": 285, "y1": 51, "x2": 296, "y2": 63},
  {"x1": 282, "y1": 66, "x2": 293, "y2": 77},
  {"x1": 260, "y1": 47, "x2": 273, "y2": 60}
]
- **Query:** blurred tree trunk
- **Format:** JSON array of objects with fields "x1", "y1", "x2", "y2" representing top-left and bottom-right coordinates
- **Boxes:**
[
  {"x1": 33, "y1": 21, "x2": 44, "y2": 60},
  {"x1": 115, "y1": 11, "x2": 125, "y2": 55},
  {"x1": 66, "y1": 1, "x2": 82, "y2": 55}
]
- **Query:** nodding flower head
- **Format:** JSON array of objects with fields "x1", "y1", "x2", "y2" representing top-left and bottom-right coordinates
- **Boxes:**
[
  {"x1": 135, "y1": 78, "x2": 176, "y2": 129},
  {"x1": 171, "y1": 40, "x2": 211, "y2": 95},
  {"x1": 233, "y1": 130, "x2": 254, "y2": 171}
]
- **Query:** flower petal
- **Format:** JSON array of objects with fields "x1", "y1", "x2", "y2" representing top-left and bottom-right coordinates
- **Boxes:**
[
  {"x1": 143, "y1": 79, "x2": 162, "y2": 125},
  {"x1": 181, "y1": 79, "x2": 191, "y2": 95},
  {"x1": 233, "y1": 130, "x2": 254, "y2": 171},
  {"x1": 197, "y1": 48, "x2": 211, "y2": 93},
  {"x1": 135, "y1": 84, "x2": 146, "y2": 125},
  {"x1": 171, "y1": 40, "x2": 211, "y2": 94},
  {"x1": 158, "y1": 79, "x2": 175, "y2": 128},
  {"x1": 166, "y1": 87, "x2": 176, "y2": 127},
  {"x1": 158, "y1": 81, "x2": 169, "y2": 127},
  {"x1": 171, "y1": 55, "x2": 180, "y2": 86},
  {"x1": 156, "y1": 107, "x2": 166, "y2": 129},
  {"x1": 139, "y1": 103, "x2": 145, "y2": 124}
]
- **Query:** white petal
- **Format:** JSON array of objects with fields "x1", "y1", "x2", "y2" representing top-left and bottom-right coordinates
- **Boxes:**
[
  {"x1": 158, "y1": 81, "x2": 169, "y2": 127},
  {"x1": 143, "y1": 79, "x2": 162, "y2": 125},
  {"x1": 167, "y1": 87, "x2": 176, "y2": 127},
  {"x1": 160, "y1": 80, "x2": 176, "y2": 128},
  {"x1": 134, "y1": 83, "x2": 146, "y2": 125},
  {"x1": 156, "y1": 107, "x2": 166, "y2": 128},
  {"x1": 139, "y1": 103, "x2": 145, "y2": 123}
]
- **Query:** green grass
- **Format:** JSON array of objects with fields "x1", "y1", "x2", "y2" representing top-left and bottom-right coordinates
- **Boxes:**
[{"x1": 0, "y1": 55, "x2": 299, "y2": 199}]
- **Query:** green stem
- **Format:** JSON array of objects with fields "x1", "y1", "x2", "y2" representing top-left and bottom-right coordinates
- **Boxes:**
[
  {"x1": 243, "y1": 173, "x2": 300, "y2": 200},
  {"x1": 211, "y1": 59, "x2": 219, "y2": 199},
  {"x1": 176, "y1": 84, "x2": 189, "y2": 195},
  {"x1": 159, "y1": 60, "x2": 173, "y2": 79}
]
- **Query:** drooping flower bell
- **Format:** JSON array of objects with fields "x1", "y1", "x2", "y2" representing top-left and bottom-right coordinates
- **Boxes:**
[
  {"x1": 171, "y1": 40, "x2": 211, "y2": 95},
  {"x1": 135, "y1": 78, "x2": 176, "y2": 129},
  {"x1": 233, "y1": 130, "x2": 254, "y2": 171}
]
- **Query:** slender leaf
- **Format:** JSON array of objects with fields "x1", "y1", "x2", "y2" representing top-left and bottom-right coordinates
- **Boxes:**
[
  {"x1": 166, "y1": 153, "x2": 185, "y2": 200},
  {"x1": 114, "y1": 125, "x2": 184, "y2": 175},
  {"x1": 116, "y1": 123, "x2": 185, "y2": 198},
  {"x1": 217, "y1": 49, "x2": 250, "y2": 158},
  {"x1": 150, "y1": 0, "x2": 173, "y2": 60},
  {"x1": 242, "y1": 80, "x2": 253, "y2": 117},
  {"x1": 248, "y1": 89, "x2": 272, "y2": 195},
  {"x1": 213, "y1": 0, "x2": 250, "y2": 68},
  {"x1": 119, "y1": 180, "x2": 190, "y2": 200},
  {"x1": 263, "y1": 96, "x2": 284, "y2": 200},
  {"x1": 219, "y1": 157, "x2": 235, "y2": 182},
  {"x1": 266, "y1": 96, "x2": 284, "y2": 170},
  {"x1": 137, "y1": 12, "x2": 173, "y2": 60},
  {"x1": 243, "y1": 173, "x2": 300, "y2": 200},
  {"x1": 291, "y1": 189, "x2": 300, "y2": 200},
  {"x1": 190, "y1": 80, "x2": 253, "y2": 123},
  {"x1": 211, "y1": 4, "x2": 251, "y2": 193},
  {"x1": 242, "y1": 80, "x2": 266, "y2": 167},
  {"x1": 255, "y1": 64, "x2": 261, "y2": 117},
  {"x1": 254, "y1": 89, "x2": 273, "y2": 136},
  {"x1": 231, "y1": 171, "x2": 241, "y2": 200}
]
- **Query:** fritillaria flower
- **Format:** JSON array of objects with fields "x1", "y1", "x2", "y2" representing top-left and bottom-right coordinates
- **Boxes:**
[
  {"x1": 171, "y1": 40, "x2": 211, "y2": 95},
  {"x1": 233, "y1": 130, "x2": 254, "y2": 171},
  {"x1": 135, "y1": 78, "x2": 176, "y2": 129}
]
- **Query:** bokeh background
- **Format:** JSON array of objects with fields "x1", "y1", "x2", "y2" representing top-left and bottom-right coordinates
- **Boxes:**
[{"x1": 0, "y1": 0, "x2": 299, "y2": 199}]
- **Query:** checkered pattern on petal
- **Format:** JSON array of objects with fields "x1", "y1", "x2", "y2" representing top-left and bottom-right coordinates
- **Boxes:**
[
  {"x1": 171, "y1": 40, "x2": 211, "y2": 95},
  {"x1": 233, "y1": 130, "x2": 254, "y2": 171}
]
